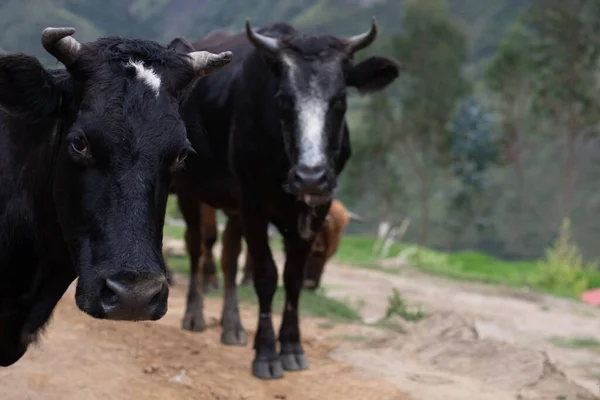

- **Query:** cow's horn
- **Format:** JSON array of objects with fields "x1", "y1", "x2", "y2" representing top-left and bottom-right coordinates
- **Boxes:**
[
  {"x1": 41, "y1": 27, "x2": 81, "y2": 67},
  {"x1": 245, "y1": 19, "x2": 279, "y2": 54},
  {"x1": 188, "y1": 50, "x2": 233, "y2": 76},
  {"x1": 347, "y1": 210, "x2": 364, "y2": 222},
  {"x1": 344, "y1": 17, "x2": 378, "y2": 54}
]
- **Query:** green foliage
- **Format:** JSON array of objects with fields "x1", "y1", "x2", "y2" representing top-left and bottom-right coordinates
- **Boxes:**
[
  {"x1": 550, "y1": 335, "x2": 600, "y2": 349},
  {"x1": 165, "y1": 195, "x2": 182, "y2": 220},
  {"x1": 333, "y1": 235, "x2": 600, "y2": 299},
  {"x1": 524, "y1": 0, "x2": 600, "y2": 120},
  {"x1": 536, "y1": 218, "x2": 598, "y2": 296},
  {"x1": 384, "y1": 288, "x2": 425, "y2": 321}
]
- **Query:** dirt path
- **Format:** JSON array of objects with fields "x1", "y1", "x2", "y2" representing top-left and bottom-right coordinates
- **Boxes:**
[
  {"x1": 0, "y1": 280, "x2": 408, "y2": 400},
  {"x1": 319, "y1": 259, "x2": 600, "y2": 398},
  {"x1": 2, "y1": 237, "x2": 599, "y2": 400}
]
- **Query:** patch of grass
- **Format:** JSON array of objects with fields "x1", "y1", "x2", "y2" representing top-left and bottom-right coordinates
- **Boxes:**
[
  {"x1": 535, "y1": 218, "x2": 598, "y2": 297},
  {"x1": 550, "y1": 336, "x2": 600, "y2": 350},
  {"x1": 165, "y1": 255, "x2": 361, "y2": 323},
  {"x1": 163, "y1": 224, "x2": 185, "y2": 240},
  {"x1": 333, "y1": 235, "x2": 405, "y2": 266},
  {"x1": 317, "y1": 322, "x2": 336, "y2": 330},
  {"x1": 384, "y1": 288, "x2": 425, "y2": 322},
  {"x1": 337, "y1": 334, "x2": 369, "y2": 343},
  {"x1": 165, "y1": 195, "x2": 181, "y2": 220},
  {"x1": 333, "y1": 233, "x2": 600, "y2": 300}
]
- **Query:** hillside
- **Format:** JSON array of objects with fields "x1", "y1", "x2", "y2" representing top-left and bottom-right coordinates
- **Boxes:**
[{"x1": 1, "y1": 0, "x2": 529, "y2": 71}]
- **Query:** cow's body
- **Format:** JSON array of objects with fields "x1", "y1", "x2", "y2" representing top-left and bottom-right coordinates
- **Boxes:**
[
  {"x1": 0, "y1": 28, "x2": 232, "y2": 366},
  {"x1": 168, "y1": 20, "x2": 400, "y2": 379}
]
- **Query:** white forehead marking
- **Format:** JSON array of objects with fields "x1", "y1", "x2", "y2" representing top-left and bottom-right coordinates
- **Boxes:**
[
  {"x1": 127, "y1": 59, "x2": 161, "y2": 97},
  {"x1": 283, "y1": 55, "x2": 327, "y2": 168}
]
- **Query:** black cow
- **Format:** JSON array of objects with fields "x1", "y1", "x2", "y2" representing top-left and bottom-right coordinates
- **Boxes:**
[
  {"x1": 0, "y1": 27, "x2": 232, "y2": 367},
  {"x1": 168, "y1": 19, "x2": 400, "y2": 379}
]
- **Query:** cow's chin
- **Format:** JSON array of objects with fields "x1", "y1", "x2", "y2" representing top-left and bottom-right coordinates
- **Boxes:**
[
  {"x1": 0, "y1": 319, "x2": 31, "y2": 367},
  {"x1": 300, "y1": 193, "x2": 331, "y2": 208}
]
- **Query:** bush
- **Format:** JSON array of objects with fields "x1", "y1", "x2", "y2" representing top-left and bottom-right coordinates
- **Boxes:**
[
  {"x1": 536, "y1": 218, "x2": 597, "y2": 296},
  {"x1": 384, "y1": 288, "x2": 425, "y2": 321}
]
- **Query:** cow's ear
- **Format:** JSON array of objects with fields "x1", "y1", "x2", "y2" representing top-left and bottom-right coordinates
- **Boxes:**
[
  {"x1": 346, "y1": 56, "x2": 402, "y2": 94},
  {"x1": 168, "y1": 37, "x2": 196, "y2": 54},
  {"x1": 0, "y1": 54, "x2": 63, "y2": 120}
]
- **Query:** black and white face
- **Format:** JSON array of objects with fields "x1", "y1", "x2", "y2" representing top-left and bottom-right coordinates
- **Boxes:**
[
  {"x1": 246, "y1": 19, "x2": 403, "y2": 207},
  {"x1": 276, "y1": 53, "x2": 348, "y2": 206}
]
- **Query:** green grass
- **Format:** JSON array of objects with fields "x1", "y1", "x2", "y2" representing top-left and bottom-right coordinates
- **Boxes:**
[
  {"x1": 332, "y1": 235, "x2": 405, "y2": 266},
  {"x1": 550, "y1": 336, "x2": 600, "y2": 350},
  {"x1": 164, "y1": 254, "x2": 362, "y2": 323},
  {"x1": 384, "y1": 288, "x2": 425, "y2": 322},
  {"x1": 163, "y1": 224, "x2": 185, "y2": 240},
  {"x1": 330, "y1": 234, "x2": 600, "y2": 299}
]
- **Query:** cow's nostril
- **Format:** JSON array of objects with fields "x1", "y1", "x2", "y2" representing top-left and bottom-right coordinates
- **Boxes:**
[{"x1": 100, "y1": 282, "x2": 119, "y2": 310}]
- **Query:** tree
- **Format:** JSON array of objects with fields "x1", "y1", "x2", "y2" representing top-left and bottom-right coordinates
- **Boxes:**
[
  {"x1": 523, "y1": 0, "x2": 600, "y2": 220},
  {"x1": 484, "y1": 22, "x2": 537, "y2": 251},
  {"x1": 373, "y1": 0, "x2": 471, "y2": 245},
  {"x1": 445, "y1": 96, "x2": 501, "y2": 247}
]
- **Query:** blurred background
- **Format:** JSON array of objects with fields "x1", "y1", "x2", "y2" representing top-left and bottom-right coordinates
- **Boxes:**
[{"x1": 3, "y1": 0, "x2": 600, "y2": 286}]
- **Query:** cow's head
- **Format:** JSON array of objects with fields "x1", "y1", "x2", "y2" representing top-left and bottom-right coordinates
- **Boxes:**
[
  {"x1": 0, "y1": 28, "x2": 232, "y2": 322},
  {"x1": 246, "y1": 18, "x2": 401, "y2": 207},
  {"x1": 303, "y1": 201, "x2": 362, "y2": 290}
]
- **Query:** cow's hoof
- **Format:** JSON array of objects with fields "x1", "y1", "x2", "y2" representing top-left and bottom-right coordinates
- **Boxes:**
[
  {"x1": 181, "y1": 312, "x2": 205, "y2": 332},
  {"x1": 252, "y1": 359, "x2": 283, "y2": 380},
  {"x1": 280, "y1": 352, "x2": 309, "y2": 371},
  {"x1": 221, "y1": 325, "x2": 247, "y2": 346}
]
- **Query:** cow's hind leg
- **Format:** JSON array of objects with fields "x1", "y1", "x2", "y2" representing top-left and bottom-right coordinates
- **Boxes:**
[
  {"x1": 179, "y1": 195, "x2": 206, "y2": 332},
  {"x1": 201, "y1": 203, "x2": 220, "y2": 293},
  {"x1": 279, "y1": 235, "x2": 311, "y2": 371},
  {"x1": 241, "y1": 206, "x2": 282, "y2": 380},
  {"x1": 240, "y1": 251, "x2": 253, "y2": 286},
  {"x1": 219, "y1": 215, "x2": 247, "y2": 345}
]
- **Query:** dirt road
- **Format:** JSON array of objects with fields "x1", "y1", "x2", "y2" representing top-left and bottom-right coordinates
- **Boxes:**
[
  {"x1": 0, "y1": 279, "x2": 407, "y2": 400},
  {"x1": 1, "y1": 238, "x2": 599, "y2": 400}
]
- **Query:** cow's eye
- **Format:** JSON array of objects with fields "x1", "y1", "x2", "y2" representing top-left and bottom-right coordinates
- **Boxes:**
[
  {"x1": 70, "y1": 136, "x2": 88, "y2": 155},
  {"x1": 176, "y1": 149, "x2": 188, "y2": 165}
]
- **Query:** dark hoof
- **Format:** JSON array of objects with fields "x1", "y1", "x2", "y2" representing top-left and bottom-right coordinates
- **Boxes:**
[
  {"x1": 280, "y1": 352, "x2": 309, "y2": 371},
  {"x1": 221, "y1": 325, "x2": 247, "y2": 346},
  {"x1": 280, "y1": 342, "x2": 309, "y2": 371},
  {"x1": 181, "y1": 312, "x2": 205, "y2": 332},
  {"x1": 252, "y1": 358, "x2": 284, "y2": 380}
]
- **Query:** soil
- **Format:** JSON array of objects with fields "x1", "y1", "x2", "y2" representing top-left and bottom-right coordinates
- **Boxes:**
[{"x1": 1, "y1": 238, "x2": 599, "y2": 400}]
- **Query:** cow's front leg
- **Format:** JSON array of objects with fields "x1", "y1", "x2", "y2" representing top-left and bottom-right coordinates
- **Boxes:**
[
  {"x1": 219, "y1": 214, "x2": 247, "y2": 346},
  {"x1": 279, "y1": 235, "x2": 311, "y2": 371},
  {"x1": 240, "y1": 205, "x2": 282, "y2": 380},
  {"x1": 178, "y1": 195, "x2": 206, "y2": 332}
]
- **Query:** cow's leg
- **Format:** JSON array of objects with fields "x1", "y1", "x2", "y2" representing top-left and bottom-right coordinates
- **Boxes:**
[
  {"x1": 179, "y1": 195, "x2": 205, "y2": 332},
  {"x1": 240, "y1": 251, "x2": 254, "y2": 285},
  {"x1": 201, "y1": 203, "x2": 220, "y2": 293},
  {"x1": 279, "y1": 235, "x2": 311, "y2": 371},
  {"x1": 240, "y1": 205, "x2": 282, "y2": 380},
  {"x1": 219, "y1": 215, "x2": 247, "y2": 345}
]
